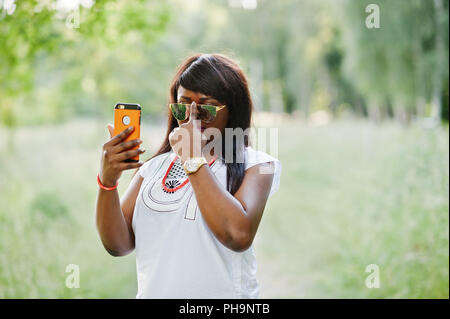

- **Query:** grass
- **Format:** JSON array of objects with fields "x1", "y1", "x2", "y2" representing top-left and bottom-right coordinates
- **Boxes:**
[
  {"x1": 0, "y1": 117, "x2": 448, "y2": 298},
  {"x1": 256, "y1": 118, "x2": 449, "y2": 298}
]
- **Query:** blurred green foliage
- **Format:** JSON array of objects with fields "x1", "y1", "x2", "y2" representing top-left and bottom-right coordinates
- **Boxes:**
[
  {"x1": 0, "y1": 0, "x2": 170, "y2": 126},
  {"x1": 260, "y1": 120, "x2": 449, "y2": 298},
  {"x1": 0, "y1": 0, "x2": 448, "y2": 128},
  {"x1": 337, "y1": 0, "x2": 449, "y2": 123}
]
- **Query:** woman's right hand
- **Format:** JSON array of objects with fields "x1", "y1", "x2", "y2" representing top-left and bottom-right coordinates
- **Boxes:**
[{"x1": 99, "y1": 124, "x2": 146, "y2": 187}]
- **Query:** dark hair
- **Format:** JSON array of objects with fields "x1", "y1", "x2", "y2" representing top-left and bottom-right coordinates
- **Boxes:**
[{"x1": 146, "y1": 53, "x2": 253, "y2": 194}]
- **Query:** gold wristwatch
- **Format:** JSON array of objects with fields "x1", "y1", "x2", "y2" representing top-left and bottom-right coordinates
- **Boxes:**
[{"x1": 183, "y1": 157, "x2": 207, "y2": 175}]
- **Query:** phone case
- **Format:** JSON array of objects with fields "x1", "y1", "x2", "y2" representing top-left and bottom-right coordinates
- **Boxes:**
[{"x1": 114, "y1": 103, "x2": 141, "y2": 162}]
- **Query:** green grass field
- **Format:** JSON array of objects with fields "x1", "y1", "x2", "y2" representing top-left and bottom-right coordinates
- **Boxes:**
[{"x1": 0, "y1": 117, "x2": 448, "y2": 298}]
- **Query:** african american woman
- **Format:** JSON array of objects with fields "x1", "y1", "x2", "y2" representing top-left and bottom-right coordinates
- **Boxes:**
[{"x1": 95, "y1": 53, "x2": 281, "y2": 298}]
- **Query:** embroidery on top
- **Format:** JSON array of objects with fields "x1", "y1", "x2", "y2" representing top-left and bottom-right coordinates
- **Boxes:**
[
  {"x1": 163, "y1": 159, "x2": 187, "y2": 193},
  {"x1": 161, "y1": 156, "x2": 216, "y2": 193}
]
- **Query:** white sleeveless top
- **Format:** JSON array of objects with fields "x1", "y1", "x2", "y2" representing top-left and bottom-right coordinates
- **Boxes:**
[{"x1": 132, "y1": 146, "x2": 281, "y2": 298}]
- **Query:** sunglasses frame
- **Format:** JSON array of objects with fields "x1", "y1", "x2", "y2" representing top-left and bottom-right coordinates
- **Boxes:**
[{"x1": 169, "y1": 103, "x2": 227, "y2": 122}]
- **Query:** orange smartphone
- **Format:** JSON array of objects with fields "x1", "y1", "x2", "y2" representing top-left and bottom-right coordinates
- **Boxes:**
[{"x1": 114, "y1": 103, "x2": 141, "y2": 162}]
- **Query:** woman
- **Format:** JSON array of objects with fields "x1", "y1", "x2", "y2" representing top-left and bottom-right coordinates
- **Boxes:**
[{"x1": 96, "y1": 53, "x2": 281, "y2": 298}]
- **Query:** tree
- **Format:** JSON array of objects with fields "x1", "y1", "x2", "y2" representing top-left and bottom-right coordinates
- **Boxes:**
[
  {"x1": 336, "y1": 0, "x2": 449, "y2": 124},
  {"x1": 0, "y1": 0, "x2": 170, "y2": 127}
]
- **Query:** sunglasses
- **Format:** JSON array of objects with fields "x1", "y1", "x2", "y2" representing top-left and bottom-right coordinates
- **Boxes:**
[{"x1": 169, "y1": 103, "x2": 226, "y2": 123}]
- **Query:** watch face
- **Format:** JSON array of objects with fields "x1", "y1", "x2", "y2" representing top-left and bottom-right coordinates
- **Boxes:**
[{"x1": 186, "y1": 161, "x2": 197, "y2": 171}]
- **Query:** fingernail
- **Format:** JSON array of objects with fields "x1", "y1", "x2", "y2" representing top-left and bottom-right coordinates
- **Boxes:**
[
  {"x1": 141, "y1": 148, "x2": 146, "y2": 152},
  {"x1": 129, "y1": 126, "x2": 134, "y2": 130},
  {"x1": 137, "y1": 139, "x2": 142, "y2": 143}
]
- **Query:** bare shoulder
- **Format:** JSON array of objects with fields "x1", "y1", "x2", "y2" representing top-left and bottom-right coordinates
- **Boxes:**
[
  {"x1": 238, "y1": 162, "x2": 275, "y2": 196},
  {"x1": 245, "y1": 161, "x2": 275, "y2": 178}
]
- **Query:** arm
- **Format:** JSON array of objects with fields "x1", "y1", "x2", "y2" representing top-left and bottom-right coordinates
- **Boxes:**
[
  {"x1": 95, "y1": 125, "x2": 146, "y2": 257},
  {"x1": 169, "y1": 102, "x2": 275, "y2": 252},
  {"x1": 96, "y1": 172, "x2": 143, "y2": 256},
  {"x1": 188, "y1": 162, "x2": 275, "y2": 252}
]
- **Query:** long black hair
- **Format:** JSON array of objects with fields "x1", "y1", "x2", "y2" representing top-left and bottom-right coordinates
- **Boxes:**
[{"x1": 149, "y1": 53, "x2": 253, "y2": 194}]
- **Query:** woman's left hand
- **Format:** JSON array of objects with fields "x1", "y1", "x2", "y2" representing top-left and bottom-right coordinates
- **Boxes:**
[{"x1": 169, "y1": 102, "x2": 207, "y2": 163}]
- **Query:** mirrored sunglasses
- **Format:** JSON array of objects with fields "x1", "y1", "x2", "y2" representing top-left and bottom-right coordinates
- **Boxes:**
[{"x1": 169, "y1": 103, "x2": 226, "y2": 123}]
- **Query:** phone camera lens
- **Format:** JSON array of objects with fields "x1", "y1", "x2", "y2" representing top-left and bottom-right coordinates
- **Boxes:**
[{"x1": 122, "y1": 115, "x2": 131, "y2": 125}]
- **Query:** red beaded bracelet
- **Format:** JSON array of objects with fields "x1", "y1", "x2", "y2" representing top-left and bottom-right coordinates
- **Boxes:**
[{"x1": 97, "y1": 174, "x2": 118, "y2": 191}]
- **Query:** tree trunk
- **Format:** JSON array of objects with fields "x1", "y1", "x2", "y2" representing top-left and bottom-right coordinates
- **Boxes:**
[
  {"x1": 416, "y1": 96, "x2": 426, "y2": 119},
  {"x1": 432, "y1": 0, "x2": 444, "y2": 123},
  {"x1": 368, "y1": 99, "x2": 381, "y2": 124},
  {"x1": 394, "y1": 101, "x2": 408, "y2": 127}
]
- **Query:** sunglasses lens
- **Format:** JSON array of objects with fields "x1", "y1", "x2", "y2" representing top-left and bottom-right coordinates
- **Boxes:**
[
  {"x1": 198, "y1": 105, "x2": 217, "y2": 122},
  {"x1": 170, "y1": 103, "x2": 222, "y2": 122},
  {"x1": 170, "y1": 103, "x2": 187, "y2": 121}
]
